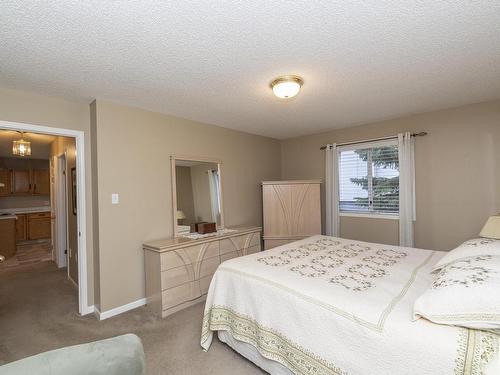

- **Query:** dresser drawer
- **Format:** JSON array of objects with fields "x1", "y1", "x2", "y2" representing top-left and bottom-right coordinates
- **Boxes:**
[
  {"x1": 219, "y1": 238, "x2": 238, "y2": 255},
  {"x1": 248, "y1": 233, "x2": 261, "y2": 248},
  {"x1": 160, "y1": 241, "x2": 219, "y2": 271},
  {"x1": 228, "y1": 234, "x2": 247, "y2": 252},
  {"x1": 160, "y1": 251, "x2": 185, "y2": 271},
  {"x1": 160, "y1": 255, "x2": 220, "y2": 290},
  {"x1": 220, "y1": 250, "x2": 239, "y2": 263},
  {"x1": 161, "y1": 265, "x2": 193, "y2": 290},
  {"x1": 246, "y1": 244, "x2": 261, "y2": 255},
  {"x1": 162, "y1": 281, "x2": 200, "y2": 310},
  {"x1": 220, "y1": 232, "x2": 261, "y2": 255},
  {"x1": 220, "y1": 244, "x2": 261, "y2": 263},
  {"x1": 199, "y1": 256, "x2": 220, "y2": 278},
  {"x1": 200, "y1": 275, "x2": 214, "y2": 295}
]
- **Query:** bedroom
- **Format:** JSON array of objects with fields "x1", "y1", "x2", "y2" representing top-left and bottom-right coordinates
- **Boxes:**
[{"x1": 0, "y1": 1, "x2": 499, "y2": 374}]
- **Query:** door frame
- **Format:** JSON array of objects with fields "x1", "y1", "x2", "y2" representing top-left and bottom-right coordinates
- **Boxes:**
[
  {"x1": 0, "y1": 120, "x2": 90, "y2": 315},
  {"x1": 55, "y1": 153, "x2": 69, "y2": 269}
]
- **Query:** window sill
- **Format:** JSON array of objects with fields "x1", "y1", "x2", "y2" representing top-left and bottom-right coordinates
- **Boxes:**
[{"x1": 339, "y1": 212, "x2": 399, "y2": 220}]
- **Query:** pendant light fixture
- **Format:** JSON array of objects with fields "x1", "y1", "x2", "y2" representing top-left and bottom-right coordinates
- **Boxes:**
[
  {"x1": 12, "y1": 132, "x2": 31, "y2": 157},
  {"x1": 270, "y1": 75, "x2": 304, "y2": 99}
]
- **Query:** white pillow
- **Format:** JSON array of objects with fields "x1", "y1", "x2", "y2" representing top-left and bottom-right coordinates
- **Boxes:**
[
  {"x1": 432, "y1": 238, "x2": 500, "y2": 272},
  {"x1": 414, "y1": 255, "x2": 500, "y2": 331}
]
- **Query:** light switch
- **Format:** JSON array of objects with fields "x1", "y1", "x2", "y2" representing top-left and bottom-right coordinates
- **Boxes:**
[{"x1": 111, "y1": 193, "x2": 119, "y2": 204}]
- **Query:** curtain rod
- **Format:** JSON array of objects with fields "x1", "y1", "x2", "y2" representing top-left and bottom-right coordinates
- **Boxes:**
[{"x1": 319, "y1": 132, "x2": 427, "y2": 150}]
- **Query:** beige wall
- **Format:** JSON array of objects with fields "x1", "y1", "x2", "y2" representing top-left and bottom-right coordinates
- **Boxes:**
[
  {"x1": 93, "y1": 100, "x2": 281, "y2": 311},
  {"x1": 0, "y1": 87, "x2": 95, "y2": 305},
  {"x1": 175, "y1": 166, "x2": 195, "y2": 224},
  {"x1": 51, "y1": 136, "x2": 78, "y2": 284},
  {"x1": 281, "y1": 100, "x2": 500, "y2": 251}
]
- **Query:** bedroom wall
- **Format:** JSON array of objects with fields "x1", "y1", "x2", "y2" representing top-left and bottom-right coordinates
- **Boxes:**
[
  {"x1": 0, "y1": 87, "x2": 96, "y2": 306},
  {"x1": 280, "y1": 100, "x2": 500, "y2": 251},
  {"x1": 175, "y1": 166, "x2": 196, "y2": 223},
  {"x1": 92, "y1": 100, "x2": 281, "y2": 311}
]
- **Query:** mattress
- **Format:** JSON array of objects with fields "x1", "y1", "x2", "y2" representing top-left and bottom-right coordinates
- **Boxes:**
[{"x1": 201, "y1": 235, "x2": 499, "y2": 375}]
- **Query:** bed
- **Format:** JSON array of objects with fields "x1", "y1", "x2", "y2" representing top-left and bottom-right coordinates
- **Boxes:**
[{"x1": 201, "y1": 235, "x2": 499, "y2": 375}]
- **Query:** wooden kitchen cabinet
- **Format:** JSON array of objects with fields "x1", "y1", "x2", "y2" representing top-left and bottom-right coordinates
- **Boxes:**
[
  {"x1": 7, "y1": 169, "x2": 50, "y2": 195},
  {"x1": 27, "y1": 212, "x2": 51, "y2": 240},
  {"x1": 12, "y1": 170, "x2": 31, "y2": 194},
  {"x1": 15, "y1": 214, "x2": 27, "y2": 241},
  {"x1": 0, "y1": 169, "x2": 11, "y2": 196},
  {"x1": 33, "y1": 170, "x2": 50, "y2": 195},
  {"x1": 0, "y1": 218, "x2": 16, "y2": 259}
]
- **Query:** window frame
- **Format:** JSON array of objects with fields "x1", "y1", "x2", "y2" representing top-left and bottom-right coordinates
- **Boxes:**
[{"x1": 337, "y1": 139, "x2": 400, "y2": 219}]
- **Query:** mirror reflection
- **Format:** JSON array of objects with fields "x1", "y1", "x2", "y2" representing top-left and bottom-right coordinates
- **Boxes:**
[{"x1": 175, "y1": 160, "x2": 221, "y2": 235}]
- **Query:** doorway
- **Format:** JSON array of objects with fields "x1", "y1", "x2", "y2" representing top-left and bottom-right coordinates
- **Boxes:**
[
  {"x1": 0, "y1": 120, "x2": 89, "y2": 315},
  {"x1": 54, "y1": 153, "x2": 68, "y2": 269}
]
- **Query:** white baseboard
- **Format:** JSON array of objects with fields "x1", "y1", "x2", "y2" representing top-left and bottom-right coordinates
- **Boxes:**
[
  {"x1": 95, "y1": 298, "x2": 147, "y2": 320},
  {"x1": 82, "y1": 304, "x2": 95, "y2": 315}
]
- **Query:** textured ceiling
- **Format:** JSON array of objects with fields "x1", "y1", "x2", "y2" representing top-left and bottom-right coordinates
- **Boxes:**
[{"x1": 1, "y1": 1, "x2": 500, "y2": 139}]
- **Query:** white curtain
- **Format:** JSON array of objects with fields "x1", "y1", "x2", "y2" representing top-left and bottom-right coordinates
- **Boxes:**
[
  {"x1": 398, "y1": 132, "x2": 416, "y2": 247},
  {"x1": 207, "y1": 169, "x2": 221, "y2": 224},
  {"x1": 325, "y1": 144, "x2": 340, "y2": 236}
]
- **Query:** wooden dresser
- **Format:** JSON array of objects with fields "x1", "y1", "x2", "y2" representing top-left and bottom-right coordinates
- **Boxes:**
[
  {"x1": 143, "y1": 226, "x2": 261, "y2": 318},
  {"x1": 262, "y1": 180, "x2": 322, "y2": 250}
]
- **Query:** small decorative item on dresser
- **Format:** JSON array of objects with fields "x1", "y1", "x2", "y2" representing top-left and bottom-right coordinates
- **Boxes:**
[
  {"x1": 197, "y1": 222, "x2": 217, "y2": 234},
  {"x1": 191, "y1": 222, "x2": 207, "y2": 233}
]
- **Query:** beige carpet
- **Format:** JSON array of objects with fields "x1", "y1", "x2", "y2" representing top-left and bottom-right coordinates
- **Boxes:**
[{"x1": 0, "y1": 261, "x2": 265, "y2": 374}]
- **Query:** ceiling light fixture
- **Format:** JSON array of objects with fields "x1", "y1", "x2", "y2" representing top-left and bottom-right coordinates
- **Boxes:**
[
  {"x1": 12, "y1": 132, "x2": 31, "y2": 157},
  {"x1": 270, "y1": 75, "x2": 304, "y2": 99}
]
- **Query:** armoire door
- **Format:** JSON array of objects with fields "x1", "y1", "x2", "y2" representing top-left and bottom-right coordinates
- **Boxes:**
[{"x1": 262, "y1": 181, "x2": 321, "y2": 237}]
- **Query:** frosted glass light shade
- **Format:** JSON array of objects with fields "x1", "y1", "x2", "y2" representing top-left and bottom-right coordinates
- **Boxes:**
[
  {"x1": 12, "y1": 139, "x2": 31, "y2": 156},
  {"x1": 479, "y1": 216, "x2": 500, "y2": 239},
  {"x1": 270, "y1": 75, "x2": 303, "y2": 99}
]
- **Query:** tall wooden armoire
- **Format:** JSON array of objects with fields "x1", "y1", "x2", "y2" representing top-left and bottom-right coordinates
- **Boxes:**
[{"x1": 262, "y1": 180, "x2": 322, "y2": 250}]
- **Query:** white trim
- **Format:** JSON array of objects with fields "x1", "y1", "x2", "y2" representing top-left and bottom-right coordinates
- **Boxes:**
[
  {"x1": 337, "y1": 138, "x2": 397, "y2": 152},
  {"x1": 0, "y1": 120, "x2": 91, "y2": 316},
  {"x1": 95, "y1": 298, "x2": 147, "y2": 320},
  {"x1": 340, "y1": 212, "x2": 400, "y2": 220},
  {"x1": 55, "y1": 153, "x2": 68, "y2": 268}
]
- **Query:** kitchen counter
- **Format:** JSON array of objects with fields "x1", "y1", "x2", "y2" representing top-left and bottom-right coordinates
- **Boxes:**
[
  {"x1": 0, "y1": 206, "x2": 50, "y2": 215},
  {"x1": 0, "y1": 214, "x2": 17, "y2": 220}
]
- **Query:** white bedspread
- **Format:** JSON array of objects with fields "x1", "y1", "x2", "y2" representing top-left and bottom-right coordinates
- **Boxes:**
[{"x1": 201, "y1": 235, "x2": 499, "y2": 375}]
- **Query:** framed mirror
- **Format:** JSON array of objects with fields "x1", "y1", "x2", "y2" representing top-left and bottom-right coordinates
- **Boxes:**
[{"x1": 170, "y1": 155, "x2": 224, "y2": 237}]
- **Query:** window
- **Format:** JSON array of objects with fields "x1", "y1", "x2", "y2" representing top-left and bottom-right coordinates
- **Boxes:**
[{"x1": 338, "y1": 141, "x2": 399, "y2": 216}]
